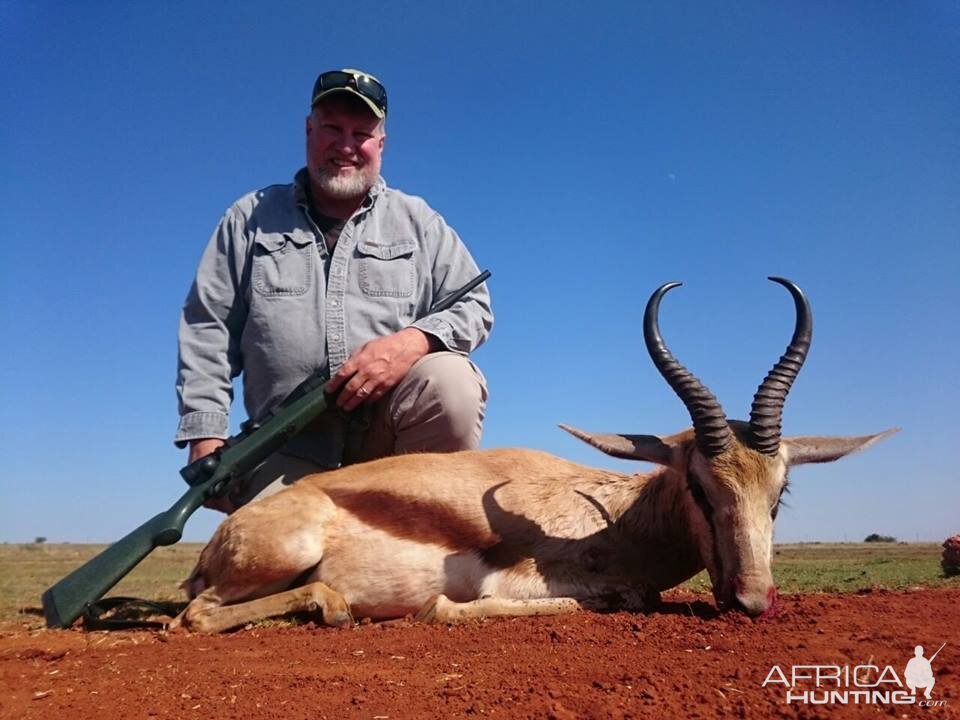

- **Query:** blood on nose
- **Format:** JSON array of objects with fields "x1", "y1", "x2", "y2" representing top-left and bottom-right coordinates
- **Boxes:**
[
  {"x1": 758, "y1": 586, "x2": 780, "y2": 619},
  {"x1": 731, "y1": 579, "x2": 778, "y2": 618}
]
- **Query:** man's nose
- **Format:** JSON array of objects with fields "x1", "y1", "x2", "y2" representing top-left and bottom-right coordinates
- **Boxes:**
[{"x1": 332, "y1": 133, "x2": 356, "y2": 155}]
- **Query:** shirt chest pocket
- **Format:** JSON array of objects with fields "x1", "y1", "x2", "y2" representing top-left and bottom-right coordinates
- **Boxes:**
[
  {"x1": 356, "y1": 238, "x2": 416, "y2": 298},
  {"x1": 252, "y1": 232, "x2": 314, "y2": 297}
]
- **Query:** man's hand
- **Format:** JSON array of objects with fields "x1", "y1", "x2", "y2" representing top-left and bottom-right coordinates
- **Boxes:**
[
  {"x1": 326, "y1": 328, "x2": 437, "y2": 411},
  {"x1": 189, "y1": 438, "x2": 225, "y2": 464},
  {"x1": 188, "y1": 438, "x2": 234, "y2": 514}
]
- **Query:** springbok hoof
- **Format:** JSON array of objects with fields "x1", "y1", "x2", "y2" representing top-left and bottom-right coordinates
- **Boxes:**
[
  {"x1": 324, "y1": 609, "x2": 354, "y2": 628},
  {"x1": 319, "y1": 597, "x2": 354, "y2": 628}
]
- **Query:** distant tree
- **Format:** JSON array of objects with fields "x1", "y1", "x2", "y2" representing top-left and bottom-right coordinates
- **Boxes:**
[
  {"x1": 34, "y1": 536, "x2": 47, "y2": 544},
  {"x1": 864, "y1": 533, "x2": 896, "y2": 543}
]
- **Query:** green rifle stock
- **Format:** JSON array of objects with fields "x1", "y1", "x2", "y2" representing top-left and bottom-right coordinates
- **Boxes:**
[{"x1": 42, "y1": 270, "x2": 490, "y2": 629}]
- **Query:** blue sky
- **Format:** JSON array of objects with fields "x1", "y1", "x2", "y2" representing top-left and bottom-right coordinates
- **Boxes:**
[{"x1": 2, "y1": 1, "x2": 957, "y2": 544}]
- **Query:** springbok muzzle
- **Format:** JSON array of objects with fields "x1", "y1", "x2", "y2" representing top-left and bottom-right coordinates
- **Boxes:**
[{"x1": 716, "y1": 578, "x2": 779, "y2": 618}]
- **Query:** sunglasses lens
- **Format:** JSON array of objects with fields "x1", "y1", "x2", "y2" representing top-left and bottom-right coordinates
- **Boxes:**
[
  {"x1": 314, "y1": 71, "x2": 387, "y2": 113},
  {"x1": 355, "y1": 76, "x2": 386, "y2": 104},
  {"x1": 319, "y1": 71, "x2": 353, "y2": 91}
]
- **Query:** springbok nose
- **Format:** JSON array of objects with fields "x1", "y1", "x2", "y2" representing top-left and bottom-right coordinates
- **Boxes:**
[{"x1": 732, "y1": 582, "x2": 778, "y2": 618}]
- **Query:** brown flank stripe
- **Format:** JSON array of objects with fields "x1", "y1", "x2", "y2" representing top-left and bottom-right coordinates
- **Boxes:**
[{"x1": 326, "y1": 488, "x2": 500, "y2": 551}]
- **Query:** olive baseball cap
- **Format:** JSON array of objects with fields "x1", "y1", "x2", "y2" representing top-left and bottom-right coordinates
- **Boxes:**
[{"x1": 310, "y1": 68, "x2": 388, "y2": 118}]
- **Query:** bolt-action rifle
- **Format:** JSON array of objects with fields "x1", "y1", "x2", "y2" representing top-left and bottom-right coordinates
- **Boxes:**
[{"x1": 41, "y1": 270, "x2": 491, "y2": 629}]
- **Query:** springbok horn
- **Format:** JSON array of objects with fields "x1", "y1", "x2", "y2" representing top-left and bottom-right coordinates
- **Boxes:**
[
  {"x1": 643, "y1": 282, "x2": 733, "y2": 457},
  {"x1": 748, "y1": 277, "x2": 813, "y2": 456}
]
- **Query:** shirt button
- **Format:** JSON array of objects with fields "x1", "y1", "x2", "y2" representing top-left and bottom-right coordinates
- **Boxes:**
[
  {"x1": 330, "y1": 299, "x2": 339, "y2": 306},
  {"x1": 331, "y1": 333, "x2": 340, "y2": 341}
]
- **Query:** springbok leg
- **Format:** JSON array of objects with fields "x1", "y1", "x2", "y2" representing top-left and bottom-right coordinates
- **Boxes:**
[
  {"x1": 174, "y1": 581, "x2": 353, "y2": 633},
  {"x1": 415, "y1": 594, "x2": 581, "y2": 623}
]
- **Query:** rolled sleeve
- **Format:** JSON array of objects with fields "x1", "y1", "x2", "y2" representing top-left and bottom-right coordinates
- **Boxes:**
[{"x1": 174, "y1": 411, "x2": 229, "y2": 448}]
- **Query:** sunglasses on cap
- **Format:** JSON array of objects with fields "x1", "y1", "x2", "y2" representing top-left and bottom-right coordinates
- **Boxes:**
[{"x1": 311, "y1": 70, "x2": 388, "y2": 117}]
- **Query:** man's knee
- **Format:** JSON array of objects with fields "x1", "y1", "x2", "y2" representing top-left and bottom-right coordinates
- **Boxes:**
[
  {"x1": 407, "y1": 352, "x2": 486, "y2": 416},
  {"x1": 391, "y1": 351, "x2": 487, "y2": 451}
]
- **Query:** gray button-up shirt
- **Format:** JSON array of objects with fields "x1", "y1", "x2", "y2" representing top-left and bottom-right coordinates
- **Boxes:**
[{"x1": 175, "y1": 169, "x2": 493, "y2": 447}]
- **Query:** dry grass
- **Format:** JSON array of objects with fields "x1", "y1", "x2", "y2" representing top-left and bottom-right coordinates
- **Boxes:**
[{"x1": 0, "y1": 542, "x2": 202, "y2": 624}]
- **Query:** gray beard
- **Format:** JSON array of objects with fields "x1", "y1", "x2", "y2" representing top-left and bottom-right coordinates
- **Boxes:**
[{"x1": 312, "y1": 166, "x2": 376, "y2": 200}]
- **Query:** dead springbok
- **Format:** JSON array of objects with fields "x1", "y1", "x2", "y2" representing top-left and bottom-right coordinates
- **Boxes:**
[{"x1": 171, "y1": 278, "x2": 895, "y2": 632}]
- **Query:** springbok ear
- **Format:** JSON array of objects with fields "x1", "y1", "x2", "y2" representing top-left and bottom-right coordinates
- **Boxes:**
[
  {"x1": 783, "y1": 428, "x2": 899, "y2": 465},
  {"x1": 558, "y1": 424, "x2": 677, "y2": 466}
]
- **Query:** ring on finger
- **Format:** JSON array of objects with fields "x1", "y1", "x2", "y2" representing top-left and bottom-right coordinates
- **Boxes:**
[{"x1": 357, "y1": 385, "x2": 369, "y2": 397}]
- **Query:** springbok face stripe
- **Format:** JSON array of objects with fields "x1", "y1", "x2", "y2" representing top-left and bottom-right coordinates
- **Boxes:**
[{"x1": 686, "y1": 468, "x2": 724, "y2": 586}]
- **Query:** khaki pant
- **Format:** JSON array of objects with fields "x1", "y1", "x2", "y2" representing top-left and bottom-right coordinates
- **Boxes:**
[{"x1": 225, "y1": 352, "x2": 487, "y2": 511}]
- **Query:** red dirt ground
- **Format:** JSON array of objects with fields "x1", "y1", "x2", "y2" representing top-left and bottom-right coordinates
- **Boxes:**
[{"x1": 1, "y1": 589, "x2": 957, "y2": 719}]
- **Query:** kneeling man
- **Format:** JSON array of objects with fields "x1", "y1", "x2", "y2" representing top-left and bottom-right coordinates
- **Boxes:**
[{"x1": 175, "y1": 69, "x2": 492, "y2": 512}]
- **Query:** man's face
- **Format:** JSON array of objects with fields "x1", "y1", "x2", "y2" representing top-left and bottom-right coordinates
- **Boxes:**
[{"x1": 306, "y1": 95, "x2": 385, "y2": 202}]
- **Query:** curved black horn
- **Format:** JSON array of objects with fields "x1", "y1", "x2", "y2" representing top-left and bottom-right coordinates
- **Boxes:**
[
  {"x1": 748, "y1": 277, "x2": 813, "y2": 456},
  {"x1": 644, "y1": 282, "x2": 733, "y2": 457}
]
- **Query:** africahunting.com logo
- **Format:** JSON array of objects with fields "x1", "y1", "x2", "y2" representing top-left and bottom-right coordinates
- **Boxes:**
[{"x1": 762, "y1": 643, "x2": 947, "y2": 707}]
